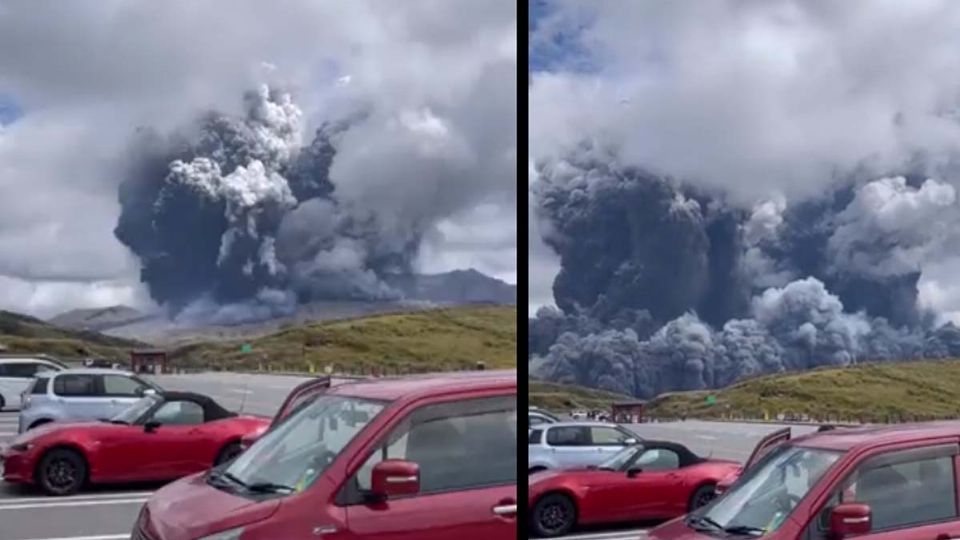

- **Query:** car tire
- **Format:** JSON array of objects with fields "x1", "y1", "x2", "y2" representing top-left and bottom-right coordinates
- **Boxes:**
[
  {"x1": 37, "y1": 448, "x2": 87, "y2": 496},
  {"x1": 688, "y1": 483, "x2": 717, "y2": 512},
  {"x1": 530, "y1": 493, "x2": 577, "y2": 538},
  {"x1": 528, "y1": 466, "x2": 547, "y2": 475},
  {"x1": 214, "y1": 442, "x2": 243, "y2": 466}
]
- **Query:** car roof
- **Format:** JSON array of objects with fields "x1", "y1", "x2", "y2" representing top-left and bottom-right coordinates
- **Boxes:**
[
  {"x1": 0, "y1": 356, "x2": 62, "y2": 363},
  {"x1": 160, "y1": 391, "x2": 235, "y2": 420},
  {"x1": 328, "y1": 369, "x2": 515, "y2": 402},
  {"x1": 39, "y1": 367, "x2": 134, "y2": 377},
  {"x1": 795, "y1": 421, "x2": 960, "y2": 452},
  {"x1": 538, "y1": 421, "x2": 629, "y2": 428}
]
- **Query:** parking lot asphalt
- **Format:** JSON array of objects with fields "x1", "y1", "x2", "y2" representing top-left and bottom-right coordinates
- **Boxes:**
[{"x1": 0, "y1": 372, "x2": 319, "y2": 540}]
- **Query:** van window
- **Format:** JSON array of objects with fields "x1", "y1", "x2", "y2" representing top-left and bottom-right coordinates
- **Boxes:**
[
  {"x1": 53, "y1": 374, "x2": 98, "y2": 397},
  {"x1": 546, "y1": 426, "x2": 589, "y2": 446},
  {"x1": 348, "y1": 395, "x2": 516, "y2": 501},
  {"x1": 102, "y1": 375, "x2": 143, "y2": 396},
  {"x1": 529, "y1": 429, "x2": 543, "y2": 444},
  {"x1": 817, "y1": 453, "x2": 957, "y2": 532},
  {"x1": 590, "y1": 426, "x2": 633, "y2": 445},
  {"x1": 2, "y1": 362, "x2": 41, "y2": 378},
  {"x1": 30, "y1": 378, "x2": 49, "y2": 395}
]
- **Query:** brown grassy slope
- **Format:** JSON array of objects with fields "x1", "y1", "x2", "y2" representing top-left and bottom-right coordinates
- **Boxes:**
[{"x1": 170, "y1": 305, "x2": 517, "y2": 373}]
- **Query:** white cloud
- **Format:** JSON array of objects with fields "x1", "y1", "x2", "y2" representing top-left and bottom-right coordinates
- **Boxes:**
[
  {"x1": 0, "y1": 0, "x2": 516, "y2": 317},
  {"x1": 529, "y1": 0, "x2": 960, "y2": 313}
]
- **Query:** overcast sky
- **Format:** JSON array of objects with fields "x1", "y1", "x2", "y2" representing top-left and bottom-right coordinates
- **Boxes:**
[
  {"x1": 0, "y1": 0, "x2": 516, "y2": 318},
  {"x1": 529, "y1": 0, "x2": 960, "y2": 320}
]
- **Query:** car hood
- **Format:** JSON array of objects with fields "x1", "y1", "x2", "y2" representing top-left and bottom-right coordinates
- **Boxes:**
[
  {"x1": 649, "y1": 515, "x2": 715, "y2": 540},
  {"x1": 8, "y1": 420, "x2": 114, "y2": 446},
  {"x1": 147, "y1": 472, "x2": 280, "y2": 540}
]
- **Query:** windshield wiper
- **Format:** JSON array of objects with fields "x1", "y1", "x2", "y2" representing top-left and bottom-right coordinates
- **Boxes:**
[
  {"x1": 245, "y1": 482, "x2": 295, "y2": 494},
  {"x1": 722, "y1": 525, "x2": 765, "y2": 537},
  {"x1": 687, "y1": 515, "x2": 724, "y2": 532},
  {"x1": 208, "y1": 470, "x2": 247, "y2": 490},
  {"x1": 212, "y1": 471, "x2": 293, "y2": 494}
]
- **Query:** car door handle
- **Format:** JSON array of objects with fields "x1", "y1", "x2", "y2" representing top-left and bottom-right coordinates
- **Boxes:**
[
  {"x1": 313, "y1": 525, "x2": 337, "y2": 536},
  {"x1": 492, "y1": 504, "x2": 517, "y2": 516}
]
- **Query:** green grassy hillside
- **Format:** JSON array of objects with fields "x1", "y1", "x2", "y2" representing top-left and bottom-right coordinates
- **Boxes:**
[
  {"x1": 0, "y1": 310, "x2": 142, "y2": 362},
  {"x1": 529, "y1": 380, "x2": 634, "y2": 412},
  {"x1": 170, "y1": 305, "x2": 517, "y2": 373},
  {"x1": 645, "y1": 359, "x2": 960, "y2": 422}
]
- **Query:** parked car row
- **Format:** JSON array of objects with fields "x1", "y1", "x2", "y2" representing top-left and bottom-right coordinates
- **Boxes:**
[
  {"x1": 136, "y1": 369, "x2": 518, "y2": 540},
  {"x1": 1, "y1": 367, "x2": 518, "y2": 539},
  {"x1": 529, "y1": 418, "x2": 960, "y2": 540}
]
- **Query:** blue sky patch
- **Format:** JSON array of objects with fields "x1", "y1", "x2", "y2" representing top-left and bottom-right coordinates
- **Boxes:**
[
  {"x1": 529, "y1": 0, "x2": 598, "y2": 74},
  {"x1": 0, "y1": 94, "x2": 23, "y2": 125}
]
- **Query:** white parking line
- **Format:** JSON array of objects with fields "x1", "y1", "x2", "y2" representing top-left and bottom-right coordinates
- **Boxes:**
[
  {"x1": 0, "y1": 491, "x2": 154, "y2": 505},
  {"x1": 0, "y1": 497, "x2": 148, "y2": 510},
  {"x1": 11, "y1": 535, "x2": 130, "y2": 540}
]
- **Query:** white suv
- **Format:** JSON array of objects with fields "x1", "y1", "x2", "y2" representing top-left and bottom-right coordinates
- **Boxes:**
[{"x1": 0, "y1": 356, "x2": 66, "y2": 410}]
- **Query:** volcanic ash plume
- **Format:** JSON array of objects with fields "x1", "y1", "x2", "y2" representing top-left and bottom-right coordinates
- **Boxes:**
[
  {"x1": 530, "y1": 144, "x2": 960, "y2": 398},
  {"x1": 114, "y1": 86, "x2": 416, "y2": 318}
]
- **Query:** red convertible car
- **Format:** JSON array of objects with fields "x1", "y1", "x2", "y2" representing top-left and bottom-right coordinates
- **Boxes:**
[{"x1": 0, "y1": 391, "x2": 269, "y2": 495}]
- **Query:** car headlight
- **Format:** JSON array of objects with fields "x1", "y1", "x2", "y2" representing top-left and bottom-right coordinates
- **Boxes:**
[
  {"x1": 197, "y1": 527, "x2": 245, "y2": 540},
  {"x1": 10, "y1": 443, "x2": 32, "y2": 452}
]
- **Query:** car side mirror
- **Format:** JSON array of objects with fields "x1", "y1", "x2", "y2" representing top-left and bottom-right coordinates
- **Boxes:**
[
  {"x1": 370, "y1": 460, "x2": 420, "y2": 500},
  {"x1": 830, "y1": 503, "x2": 871, "y2": 538},
  {"x1": 627, "y1": 467, "x2": 643, "y2": 478},
  {"x1": 624, "y1": 438, "x2": 638, "y2": 445},
  {"x1": 144, "y1": 420, "x2": 161, "y2": 433}
]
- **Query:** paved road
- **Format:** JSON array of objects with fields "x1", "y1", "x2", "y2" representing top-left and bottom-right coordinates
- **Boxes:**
[
  {"x1": 0, "y1": 372, "x2": 319, "y2": 540},
  {"x1": 541, "y1": 421, "x2": 823, "y2": 540}
]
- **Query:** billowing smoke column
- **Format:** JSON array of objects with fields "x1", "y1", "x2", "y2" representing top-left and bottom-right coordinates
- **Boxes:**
[
  {"x1": 530, "y1": 143, "x2": 960, "y2": 398},
  {"x1": 115, "y1": 86, "x2": 415, "y2": 319}
]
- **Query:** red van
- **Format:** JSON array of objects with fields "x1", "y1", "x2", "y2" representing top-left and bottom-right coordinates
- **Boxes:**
[
  {"x1": 134, "y1": 370, "x2": 517, "y2": 540},
  {"x1": 650, "y1": 421, "x2": 960, "y2": 540}
]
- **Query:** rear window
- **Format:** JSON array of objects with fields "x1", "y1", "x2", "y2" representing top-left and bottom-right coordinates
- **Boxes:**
[
  {"x1": 529, "y1": 429, "x2": 543, "y2": 444},
  {"x1": 53, "y1": 374, "x2": 99, "y2": 397},
  {"x1": 30, "y1": 378, "x2": 49, "y2": 395}
]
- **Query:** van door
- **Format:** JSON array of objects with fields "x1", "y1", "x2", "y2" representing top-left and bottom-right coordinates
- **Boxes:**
[
  {"x1": 340, "y1": 394, "x2": 517, "y2": 540},
  {"x1": 744, "y1": 427, "x2": 791, "y2": 472},
  {"x1": 804, "y1": 441, "x2": 960, "y2": 540},
  {"x1": 102, "y1": 374, "x2": 151, "y2": 416},
  {"x1": 51, "y1": 373, "x2": 107, "y2": 419},
  {"x1": 274, "y1": 376, "x2": 332, "y2": 425}
]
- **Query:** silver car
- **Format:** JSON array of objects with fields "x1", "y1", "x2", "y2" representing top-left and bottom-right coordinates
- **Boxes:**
[
  {"x1": 18, "y1": 368, "x2": 161, "y2": 433},
  {"x1": 529, "y1": 407, "x2": 560, "y2": 429},
  {"x1": 528, "y1": 421, "x2": 641, "y2": 473}
]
